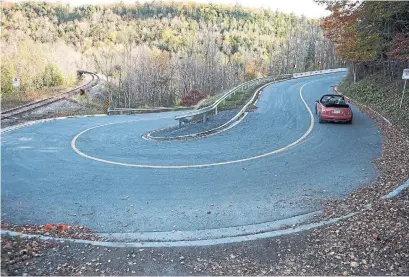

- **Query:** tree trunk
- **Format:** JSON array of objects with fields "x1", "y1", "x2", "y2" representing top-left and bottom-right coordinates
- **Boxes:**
[{"x1": 352, "y1": 63, "x2": 357, "y2": 84}]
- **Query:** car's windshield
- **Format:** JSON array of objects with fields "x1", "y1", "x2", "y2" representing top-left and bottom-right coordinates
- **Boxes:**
[{"x1": 321, "y1": 95, "x2": 347, "y2": 106}]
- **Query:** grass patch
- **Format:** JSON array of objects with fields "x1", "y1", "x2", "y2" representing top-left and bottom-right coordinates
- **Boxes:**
[
  {"x1": 218, "y1": 82, "x2": 268, "y2": 111},
  {"x1": 340, "y1": 73, "x2": 409, "y2": 136},
  {"x1": 197, "y1": 91, "x2": 229, "y2": 109},
  {"x1": 1, "y1": 78, "x2": 85, "y2": 111}
]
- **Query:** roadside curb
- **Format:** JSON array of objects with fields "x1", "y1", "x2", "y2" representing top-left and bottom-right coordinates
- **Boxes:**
[{"x1": 1, "y1": 179, "x2": 408, "y2": 247}]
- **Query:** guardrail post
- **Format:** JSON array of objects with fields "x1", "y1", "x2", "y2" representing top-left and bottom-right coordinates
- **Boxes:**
[
  {"x1": 215, "y1": 105, "x2": 218, "y2": 115},
  {"x1": 202, "y1": 112, "x2": 207, "y2": 123},
  {"x1": 179, "y1": 119, "x2": 182, "y2": 128}
]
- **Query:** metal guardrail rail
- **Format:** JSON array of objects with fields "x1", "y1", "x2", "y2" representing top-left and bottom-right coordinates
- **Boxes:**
[
  {"x1": 293, "y1": 68, "x2": 347, "y2": 78},
  {"x1": 1, "y1": 71, "x2": 99, "y2": 120},
  {"x1": 144, "y1": 74, "x2": 293, "y2": 141},
  {"x1": 174, "y1": 74, "x2": 292, "y2": 127},
  {"x1": 108, "y1": 106, "x2": 192, "y2": 115}
]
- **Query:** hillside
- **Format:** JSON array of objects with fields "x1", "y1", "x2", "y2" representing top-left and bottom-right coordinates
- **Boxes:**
[{"x1": 1, "y1": 1, "x2": 341, "y2": 108}]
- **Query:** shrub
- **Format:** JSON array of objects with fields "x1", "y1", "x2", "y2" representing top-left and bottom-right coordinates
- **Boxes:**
[
  {"x1": 1, "y1": 65, "x2": 16, "y2": 94},
  {"x1": 42, "y1": 63, "x2": 64, "y2": 87},
  {"x1": 180, "y1": 89, "x2": 206, "y2": 106}
]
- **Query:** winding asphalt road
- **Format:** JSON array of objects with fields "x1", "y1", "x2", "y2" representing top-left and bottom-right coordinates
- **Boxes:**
[{"x1": 1, "y1": 72, "x2": 382, "y2": 244}]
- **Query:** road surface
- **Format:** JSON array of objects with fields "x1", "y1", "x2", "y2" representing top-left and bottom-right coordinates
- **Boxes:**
[{"x1": 1, "y1": 72, "x2": 382, "y2": 244}]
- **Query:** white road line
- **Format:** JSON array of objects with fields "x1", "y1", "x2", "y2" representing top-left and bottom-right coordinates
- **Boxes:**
[{"x1": 71, "y1": 81, "x2": 316, "y2": 168}]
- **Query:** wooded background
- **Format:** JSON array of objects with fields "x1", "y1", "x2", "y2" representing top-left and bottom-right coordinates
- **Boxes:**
[
  {"x1": 1, "y1": 1, "x2": 344, "y2": 107},
  {"x1": 316, "y1": 1, "x2": 409, "y2": 83}
]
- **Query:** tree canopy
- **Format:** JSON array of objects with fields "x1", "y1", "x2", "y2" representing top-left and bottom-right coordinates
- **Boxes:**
[
  {"x1": 317, "y1": 0, "x2": 409, "y2": 81},
  {"x1": 1, "y1": 1, "x2": 342, "y2": 107}
]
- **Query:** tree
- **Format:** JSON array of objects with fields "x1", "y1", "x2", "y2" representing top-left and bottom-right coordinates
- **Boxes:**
[{"x1": 1, "y1": 65, "x2": 15, "y2": 94}]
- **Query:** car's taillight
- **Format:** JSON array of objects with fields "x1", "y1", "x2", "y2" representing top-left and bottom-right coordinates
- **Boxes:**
[{"x1": 322, "y1": 108, "x2": 326, "y2": 114}]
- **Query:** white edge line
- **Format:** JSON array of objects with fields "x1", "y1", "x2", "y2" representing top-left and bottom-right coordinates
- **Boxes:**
[{"x1": 0, "y1": 212, "x2": 358, "y2": 248}]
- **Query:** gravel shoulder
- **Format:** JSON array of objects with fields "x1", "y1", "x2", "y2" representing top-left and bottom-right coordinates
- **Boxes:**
[{"x1": 2, "y1": 83, "x2": 408, "y2": 276}]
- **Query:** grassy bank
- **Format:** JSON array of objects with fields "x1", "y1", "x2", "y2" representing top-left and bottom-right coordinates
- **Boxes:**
[
  {"x1": 339, "y1": 73, "x2": 409, "y2": 136},
  {"x1": 1, "y1": 77, "x2": 86, "y2": 111},
  {"x1": 198, "y1": 81, "x2": 269, "y2": 111}
]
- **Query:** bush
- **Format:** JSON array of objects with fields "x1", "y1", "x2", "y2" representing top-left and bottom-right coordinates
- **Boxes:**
[
  {"x1": 42, "y1": 63, "x2": 64, "y2": 87},
  {"x1": 180, "y1": 89, "x2": 206, "y2": 106},
  {"x1": 1, "y1": 65, "x2": 16, "y2": 94}
]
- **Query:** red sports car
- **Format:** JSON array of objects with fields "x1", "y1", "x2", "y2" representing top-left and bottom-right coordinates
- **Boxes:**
[{"x1": 315, "y1": 94, "x2": 353, "y2": 124}]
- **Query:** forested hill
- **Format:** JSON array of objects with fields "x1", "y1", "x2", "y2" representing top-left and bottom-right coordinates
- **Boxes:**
[
  {"x1": 2, "y1": 1, "x2": 323, "y2": 56},
  {"x1": 1, "y1": 1, "x2": 341, "y2": 108}
]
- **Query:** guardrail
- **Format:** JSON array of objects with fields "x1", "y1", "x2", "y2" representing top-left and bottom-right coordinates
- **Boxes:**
[
  {"x1": 292, "y1": 68, "x2": 347, "y2": 79},
  {"x1": 108, "y1": 106, "x2": 192, "y2": 115},
  {"x1": 174, "y1": 74, "x2": 292, "y2": 127},
  {"x1": 143, "y1": 75, "x2": 293, "y2": 141},
  {"x1": 107, "y1": 68, "x2": 346, "y2": 123}
]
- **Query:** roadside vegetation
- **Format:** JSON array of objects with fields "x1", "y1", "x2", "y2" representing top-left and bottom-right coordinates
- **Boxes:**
[
  {"x1": 1, "y1": 1, "x2": 342, "y2": 110},
  {"x1": 340, "y1": 74, "x2": 409, "y2": 136},
  {"x1": 1, "y1": 40, "x2": 82, "y2": 110},
  {"x1": 316, "y1": 1, "x2": 409, "y2": 135}
]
